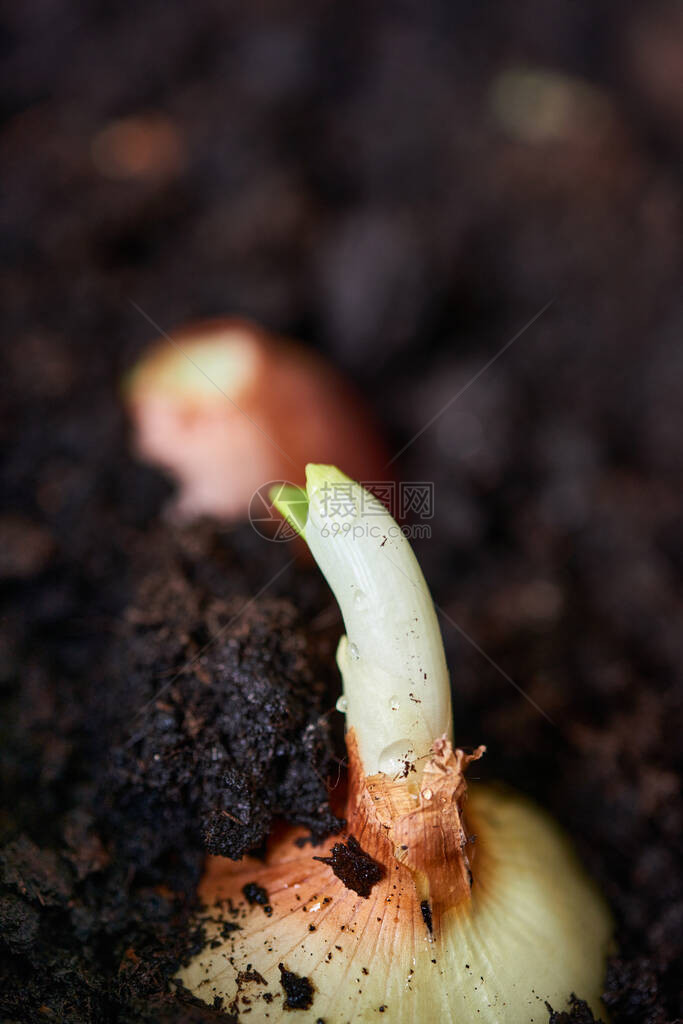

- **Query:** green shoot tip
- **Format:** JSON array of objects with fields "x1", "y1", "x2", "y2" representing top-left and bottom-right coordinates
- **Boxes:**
[{"x1": 269, "y1": 482, "x2": 308, "y2": 538}]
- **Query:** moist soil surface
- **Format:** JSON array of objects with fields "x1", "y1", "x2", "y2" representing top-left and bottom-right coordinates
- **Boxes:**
[{"x1": 2, "y1": 2, "x2": 682, "y2": 1022}]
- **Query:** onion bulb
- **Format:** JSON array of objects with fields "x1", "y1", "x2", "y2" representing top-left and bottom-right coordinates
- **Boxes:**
[
  {"x1": 124, "y1": 319, "x2": 388, "y2": 521},
  {"x1": 178, "y1": 466, "x2": 612, "y2": 1022}
]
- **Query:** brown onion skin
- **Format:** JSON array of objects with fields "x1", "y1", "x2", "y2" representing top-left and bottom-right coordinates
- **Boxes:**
[
  {"x1": 182, "y1": 732, "x2": 612, "y2": 1022},
  {"x1": 198, "y1": 728, "x2": 479, "y2": 941}
]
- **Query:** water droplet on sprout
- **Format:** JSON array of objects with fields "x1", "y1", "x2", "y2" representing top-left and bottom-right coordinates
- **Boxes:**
[{"x1": 378, "y1": 739, "x2": 414, "y2": 776}]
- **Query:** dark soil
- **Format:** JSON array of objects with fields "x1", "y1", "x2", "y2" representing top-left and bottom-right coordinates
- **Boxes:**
[
  {"x1": 1, "y1": 1, "x2": 682, "y2": 1022},
  {"x1": 277, "y1": 964, "x2": 315, "y2": 1012},
  {"x1": 420, "y1": 899, "x2": 434, "y2": 936},
  {"x1": 100, "y1": 526, "x2": 342, "y2": 865},
  {"x1": 313, "y1": 834, "x2": 385, "y2": 898},
  {"x1": 242, "y1": 883, "x2": 273, "y2": 916},
  {"x1": 547, "y1": 995, "x2": 601, "y2": 1024},
  {"x1": 0, "y1": 519, "x2": 342, "y2": 1023}
]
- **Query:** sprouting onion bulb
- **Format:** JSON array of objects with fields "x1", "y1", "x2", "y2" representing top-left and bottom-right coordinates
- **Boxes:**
[{"x1": 178, "y1": 466, "x2": 613, "y2": 1022}]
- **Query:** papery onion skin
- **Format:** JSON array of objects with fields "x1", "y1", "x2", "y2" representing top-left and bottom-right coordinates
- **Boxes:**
[{"x1": 178, "y1": 733, "x2": 612, "y2": 1023}]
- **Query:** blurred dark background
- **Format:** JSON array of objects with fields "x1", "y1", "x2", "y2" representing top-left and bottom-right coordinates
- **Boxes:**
[{"x1": 1, "y1": 1, "x2": 682, "y2": 1022}]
